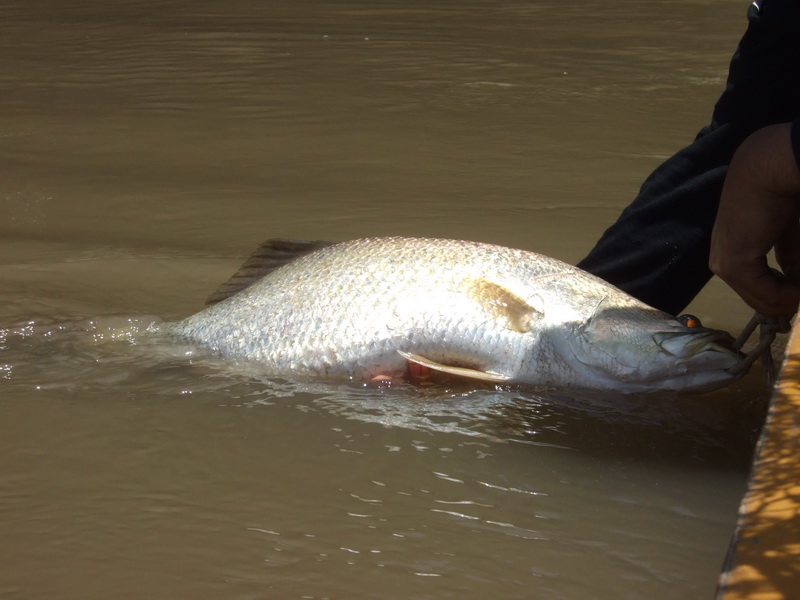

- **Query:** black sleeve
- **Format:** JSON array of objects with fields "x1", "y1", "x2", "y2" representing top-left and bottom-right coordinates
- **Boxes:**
[{"x1": 578, "y1": 0, "x2": 800, "y2": 315}]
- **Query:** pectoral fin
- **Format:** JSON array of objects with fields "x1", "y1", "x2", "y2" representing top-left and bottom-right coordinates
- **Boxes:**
[
  {"x1": 398, "y1": 350, "x2": 510, "y2": 382},
  {"x1": 465, "y1": 278, "x2": 542, "y2": 333}
]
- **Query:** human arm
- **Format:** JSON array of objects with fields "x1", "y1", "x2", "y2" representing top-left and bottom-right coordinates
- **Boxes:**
[{"x1": 709, "y1": 122, "x2": 800, "y2": 317}]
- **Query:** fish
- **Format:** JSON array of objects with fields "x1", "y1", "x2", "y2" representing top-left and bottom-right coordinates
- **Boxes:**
[{"x1": 163, "y1": 236, "x2": 747, "y2": 392}]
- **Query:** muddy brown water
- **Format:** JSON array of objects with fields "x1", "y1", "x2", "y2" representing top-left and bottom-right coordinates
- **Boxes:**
[{"x1": 0, "y1": 1, "x2": 774, "y2": 598}]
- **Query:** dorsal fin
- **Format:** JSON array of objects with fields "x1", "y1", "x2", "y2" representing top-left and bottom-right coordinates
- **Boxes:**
[{"x1": 205, "y1": 238, "x2": 334, "y2": 305}]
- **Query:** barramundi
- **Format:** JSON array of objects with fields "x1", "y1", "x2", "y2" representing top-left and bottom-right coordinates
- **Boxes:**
[{"x1": 165, "y1": 237, "x2": 748, "y2": 392}]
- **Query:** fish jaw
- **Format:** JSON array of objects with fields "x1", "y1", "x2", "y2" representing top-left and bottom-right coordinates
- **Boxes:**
[
  {"x1": 552, "y1": 310, "x2": 746, "y2": 393},
  {"x1": 648, "y1": 327, "x2": 745, "y2": 391}
]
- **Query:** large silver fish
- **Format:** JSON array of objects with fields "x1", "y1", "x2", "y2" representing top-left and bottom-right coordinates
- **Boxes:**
[{"x1": 165, "y1": 237, "x2": 746, "y2": 392}]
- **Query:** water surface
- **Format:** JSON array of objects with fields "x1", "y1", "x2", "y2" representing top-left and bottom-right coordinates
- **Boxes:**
[{"x1": 0, "y1": 1, "x2": 769, "y2": 598}]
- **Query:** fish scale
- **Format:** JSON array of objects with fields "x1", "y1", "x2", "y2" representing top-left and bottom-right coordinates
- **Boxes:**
[{"x1": 164, "y1": 237, "x2": 745, "y2": 392}]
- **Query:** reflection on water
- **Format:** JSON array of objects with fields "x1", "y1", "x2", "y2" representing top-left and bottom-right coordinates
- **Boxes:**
[
  {"x1": 0, "y1": 311, "x2": 768, "y2": 599},
  {"x1": 1, "y1": 312, "x2": 767, "y2": 465},
  {"x1": 0, "y1": 0, "x2": 761, "y2": 598}
]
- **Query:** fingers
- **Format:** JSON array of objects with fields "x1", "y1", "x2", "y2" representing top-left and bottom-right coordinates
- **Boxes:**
[
  {"x1": 710, "y1": 239, "x2": 799, "y2": 316},
  {"x1": 709, "y1": 196, "x2": 800, "y2": 316},
  {"x1": 711, "y1": 218, "x2": 800, "y2": 316},
  {"x1": 725, "y1": 266, "x2": 800, "y2": 317},
  {"x1": 709, "y1": 123, "x2": 800, "y2": 318}
]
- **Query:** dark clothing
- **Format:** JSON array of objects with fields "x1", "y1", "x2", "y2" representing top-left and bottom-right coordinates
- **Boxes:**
[{"x1": 577, "y1": 0, "x2": 800, "y2": 316}]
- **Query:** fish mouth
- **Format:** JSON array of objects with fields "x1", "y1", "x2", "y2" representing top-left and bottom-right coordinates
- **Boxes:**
[
  {"x1": 642, "y1": 326, "x2": 748, "y2": 392},
  {"x1": 653, "y1": 327, "x2": 743, "y2": 370}
]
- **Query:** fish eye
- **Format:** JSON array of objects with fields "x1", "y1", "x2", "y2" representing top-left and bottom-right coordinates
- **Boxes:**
[{"x1": 677, "y1": 314, "x2": 702, "y2": 328}]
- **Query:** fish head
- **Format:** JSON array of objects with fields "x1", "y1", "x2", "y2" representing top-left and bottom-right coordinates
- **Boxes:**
[{"x1": 557, "y1": 304, "x2": 745, "y2": 392}]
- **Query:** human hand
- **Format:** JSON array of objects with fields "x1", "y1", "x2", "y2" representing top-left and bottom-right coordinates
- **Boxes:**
[{"x1": 709, "y1": 123, "x2": 800, "y2": 317}]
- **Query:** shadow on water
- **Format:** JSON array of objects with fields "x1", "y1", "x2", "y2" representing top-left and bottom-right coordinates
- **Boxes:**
[
  {"x1": 1, "y1": 314, "x2": 769, "y2": 471},
  {"x1": 300, "y1": 381, "x2": 768, "y2": 470}
]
